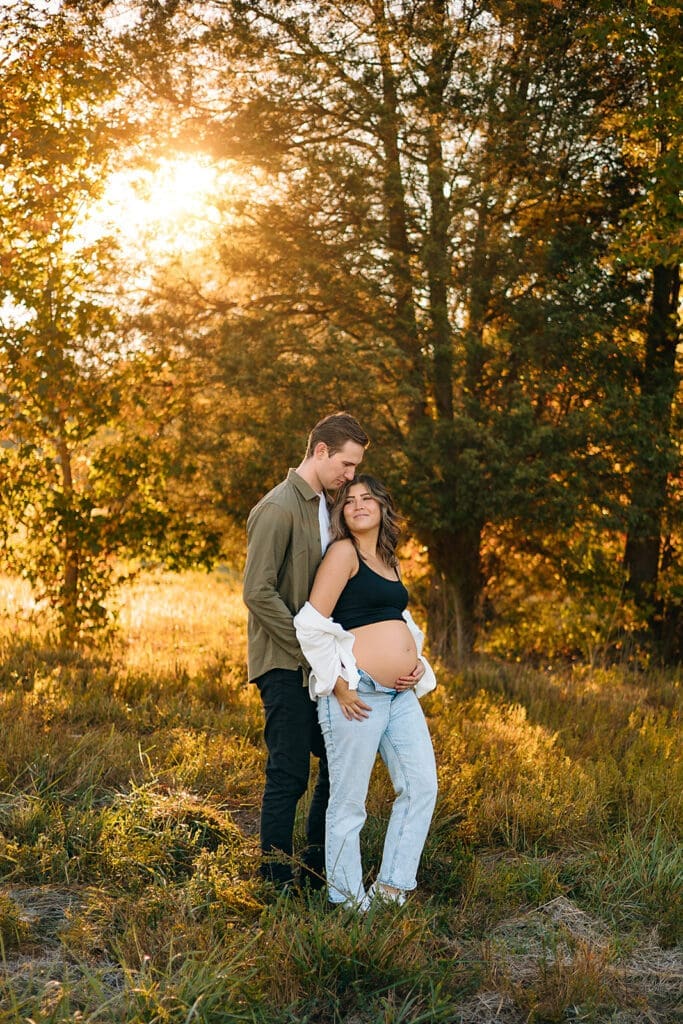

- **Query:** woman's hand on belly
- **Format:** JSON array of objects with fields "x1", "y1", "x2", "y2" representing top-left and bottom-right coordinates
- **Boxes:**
[
  {"x1": 394, "y1": 658, "x2": 425, "y2": 691},
  {"x1": 333, "y1": 677, "x2": 372, "y2": 721}
]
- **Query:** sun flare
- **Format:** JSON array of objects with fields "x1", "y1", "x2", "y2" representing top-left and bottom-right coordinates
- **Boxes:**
[
  {"x1": 80, "y1": 153, "x2": 265, "y2": 260},
  {"x1": 95, "y1": 155, "x2": 222, "y2": 250},
  {"x1": 75, "y1": 149, "x2": 275, "y2": 265}
]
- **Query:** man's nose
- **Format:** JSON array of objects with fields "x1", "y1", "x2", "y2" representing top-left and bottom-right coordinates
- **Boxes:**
[{"x1": 344, "y1": 467, "x2": 355, "y2": 480}]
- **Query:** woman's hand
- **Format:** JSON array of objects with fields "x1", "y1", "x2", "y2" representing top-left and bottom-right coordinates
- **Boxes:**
[
  {"x1": 333, "y1": 677, "x2": 372, "y2": 721},
  {"x1": 394, "y1": 659, "x2": 425, "y2": 691}
]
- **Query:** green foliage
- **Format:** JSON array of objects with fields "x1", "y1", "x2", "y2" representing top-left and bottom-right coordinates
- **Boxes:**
[
  {"x1": 0, "y1": 5, "x2": 225, "y2": 645},
  {"x1": 106, "y1": 0, "x2": 681, "y2": 664},
  {"x1": 1, "y1": 0, "x2": 680, "y2": 661}
]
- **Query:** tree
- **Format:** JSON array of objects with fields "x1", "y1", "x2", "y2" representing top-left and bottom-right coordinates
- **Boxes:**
[
  {"x1": 110, "y1": 0, "x2": 668, "y2": 663},
  {"x1": 0, "y1": 2, "x2": 220, "y2": 643},
  {"x1": 602, "y1": 1, "x2": 683, "y2": 658}
]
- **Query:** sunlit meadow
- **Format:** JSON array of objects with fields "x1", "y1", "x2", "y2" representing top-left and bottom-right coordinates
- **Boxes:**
[{"x1": 0, "y1": 571, "x2": 680, "y2": 1023}]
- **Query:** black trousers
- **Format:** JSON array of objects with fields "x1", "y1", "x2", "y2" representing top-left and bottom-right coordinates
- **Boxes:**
[{"x1": 256, "y1": 667, "x2": 329, "y2": 885}]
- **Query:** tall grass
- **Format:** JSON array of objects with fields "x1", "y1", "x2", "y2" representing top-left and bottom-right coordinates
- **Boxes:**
[{"x1": 0, "y1": 571, "x2": 680, "y2": 1023}]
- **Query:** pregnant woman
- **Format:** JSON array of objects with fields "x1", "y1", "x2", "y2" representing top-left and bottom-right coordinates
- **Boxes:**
[{"x1": 294, "y1": 475, "x2": 438, "y2": 910}]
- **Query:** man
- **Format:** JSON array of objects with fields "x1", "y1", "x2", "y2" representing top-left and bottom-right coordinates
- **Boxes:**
[{"x1": 243, "y1": 411, "x2": 369, "y2": 890}]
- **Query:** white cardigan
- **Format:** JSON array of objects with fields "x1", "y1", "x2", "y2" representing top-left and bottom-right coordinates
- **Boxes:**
[{"x1": 293, "y1": 601, "x2": 437, "y2": 700}]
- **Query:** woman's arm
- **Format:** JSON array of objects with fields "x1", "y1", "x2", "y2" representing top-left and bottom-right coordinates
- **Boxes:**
[{"x1": 308, "y1": 540, "x2": 372, "y2": 721}]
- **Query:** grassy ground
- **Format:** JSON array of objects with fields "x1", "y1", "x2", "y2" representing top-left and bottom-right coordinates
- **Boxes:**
[{"x1": 0, "y1": 571, "x2": 680, "y2": 1023}]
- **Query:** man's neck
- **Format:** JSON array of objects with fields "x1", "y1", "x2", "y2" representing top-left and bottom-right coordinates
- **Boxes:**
[{"x1": 295, "y1": 458, "x2": 323, "y2": 494}]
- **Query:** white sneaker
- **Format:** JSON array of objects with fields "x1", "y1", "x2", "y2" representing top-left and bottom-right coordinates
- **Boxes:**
[
  {"x1": 367, "y1": 882, "x2": 407, "y2": 907},
  {"x1": 333, "y1": 892, "x2": 371, "y2": 913}
]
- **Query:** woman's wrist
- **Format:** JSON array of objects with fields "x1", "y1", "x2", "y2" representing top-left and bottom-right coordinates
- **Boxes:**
[{"x1": 333, "y1": 676, "x2": 349, "y2": 698}]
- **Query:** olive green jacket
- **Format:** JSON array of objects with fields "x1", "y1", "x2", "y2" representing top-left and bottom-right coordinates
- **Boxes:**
[{"x1": 243, "y1": 469, "x2": 325, "y2": 683}]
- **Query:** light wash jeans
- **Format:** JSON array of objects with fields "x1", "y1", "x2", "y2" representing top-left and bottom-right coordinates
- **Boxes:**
[{"x1": 318, "y1": 670, "x2": 438, "y2": 905}]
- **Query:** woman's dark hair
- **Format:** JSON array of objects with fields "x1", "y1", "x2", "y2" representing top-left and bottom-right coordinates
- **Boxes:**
[{"x1": 330, "y1": 475, "x2": 403, "y2": 568}]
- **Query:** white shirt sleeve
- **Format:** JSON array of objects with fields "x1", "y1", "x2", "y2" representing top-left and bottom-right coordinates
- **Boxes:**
[{"x1": 294, "y1": 601, "x2": 359, "y2": 698}]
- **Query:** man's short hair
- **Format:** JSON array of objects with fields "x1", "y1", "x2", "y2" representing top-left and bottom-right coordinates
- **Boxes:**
[{"x1": 305, "y1": 412, "x2": 369, "y2": 458}]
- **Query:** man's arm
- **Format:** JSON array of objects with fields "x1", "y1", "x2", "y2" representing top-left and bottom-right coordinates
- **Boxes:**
[{"x1": 243, "y1": 501, "x2": 301, "y2": 663}]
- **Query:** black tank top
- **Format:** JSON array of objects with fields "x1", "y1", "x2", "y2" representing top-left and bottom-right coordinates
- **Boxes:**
[{"x1": 333, "y1": 556, "x2": 409, "y2": 630}]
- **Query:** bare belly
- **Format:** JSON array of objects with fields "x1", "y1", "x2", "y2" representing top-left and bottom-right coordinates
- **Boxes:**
[{"x1": 351, "y1": 620, "x2": 418, "y2": 688}]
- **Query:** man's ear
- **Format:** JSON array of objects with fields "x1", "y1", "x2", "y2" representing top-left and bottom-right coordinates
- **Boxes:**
[{"x1": 313, "y1": 441, "x2": 329, "y2": 460}]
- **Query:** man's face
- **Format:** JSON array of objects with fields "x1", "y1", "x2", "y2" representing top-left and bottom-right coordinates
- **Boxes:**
[{"x1": 315, "y1": 440, "x2": 365, "y2": 491}]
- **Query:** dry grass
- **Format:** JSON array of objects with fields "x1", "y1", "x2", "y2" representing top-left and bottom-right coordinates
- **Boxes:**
[
  {"x1": 117, "y1": 567, "x2": 247, "y2": 677},
  {"x1": 481, "y1": 896, "x2": 680, "y2": 1023},
  {"x1": 0, "y1": 570, "x2": 680, "y2": 1023}
]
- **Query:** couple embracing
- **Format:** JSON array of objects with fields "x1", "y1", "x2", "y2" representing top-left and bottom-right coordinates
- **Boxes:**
[{"x1": 242, "y1": 412, "x2": 437, "y2": 911}]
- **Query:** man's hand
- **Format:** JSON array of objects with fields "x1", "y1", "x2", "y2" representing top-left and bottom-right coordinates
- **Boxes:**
[
  {"x1": 395, "y1": 659, "x2": 425, "y2": 691},
  {"x1": 333, "y1": 677, "x2": 372, "y2": 721}
]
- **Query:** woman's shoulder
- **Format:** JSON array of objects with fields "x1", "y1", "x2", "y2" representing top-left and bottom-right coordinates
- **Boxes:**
[
  {"x1": 311, "y1": 538, "x2": 359, "y2": 595},
  {"x1": 323, "y1": 538, "x2": 360, "y2": 575},
  {"x1": 324, "y1": 538, "x2": 357, "y2": 562}
]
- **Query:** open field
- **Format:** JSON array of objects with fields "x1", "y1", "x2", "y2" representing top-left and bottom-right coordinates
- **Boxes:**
[{"x1": 0, "y1": 571, "x2": 680, "y2": 1023}]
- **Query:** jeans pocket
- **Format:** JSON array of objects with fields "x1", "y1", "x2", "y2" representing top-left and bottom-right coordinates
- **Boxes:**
[{"x1": 317, "y1": 696, "x2": 333, "y2": 742}]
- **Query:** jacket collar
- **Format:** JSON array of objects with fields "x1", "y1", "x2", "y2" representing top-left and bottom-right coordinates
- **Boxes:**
[{"x1": 288, "y1": 468, "x2": 321, "y2": 502}]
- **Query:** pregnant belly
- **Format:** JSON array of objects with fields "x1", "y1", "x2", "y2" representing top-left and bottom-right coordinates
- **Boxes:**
[{"x1": 351, "y1": 620, "x2": 418, "y2": 688}]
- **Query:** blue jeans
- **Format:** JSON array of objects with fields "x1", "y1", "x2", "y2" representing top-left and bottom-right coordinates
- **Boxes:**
[{"x1": 317, "y1": 670, "x2": 437, "y2": 905}]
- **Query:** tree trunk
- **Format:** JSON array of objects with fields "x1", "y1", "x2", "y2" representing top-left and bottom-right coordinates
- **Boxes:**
[
  {"x1": 623, "y1": 261, "x2": 680, "y2": 652},
  {"x1": 57, "y1": 434, "x2": 80, "y2": 647},
  {"x1": 373, "y1": 0, "x2": 426, "y2": 426},
  {"x1": 426, "y1": 523, "x2": 483, "y2": 667},
  {"x1": 425, "y1": 0, "x2": 454, "y2": 421}
]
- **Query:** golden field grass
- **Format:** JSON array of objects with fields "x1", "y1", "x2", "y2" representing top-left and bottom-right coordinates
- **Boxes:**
[{"x1": 0, "y1": 570, "x2": 680, "y2": 1023}]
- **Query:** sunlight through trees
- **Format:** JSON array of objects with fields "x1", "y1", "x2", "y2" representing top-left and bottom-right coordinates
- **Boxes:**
[{"x1": 0, "y1": 0, "x2": 680, "y2": 660}]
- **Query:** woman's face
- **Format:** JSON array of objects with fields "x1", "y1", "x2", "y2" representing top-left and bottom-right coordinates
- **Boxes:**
[{"x1": 342, "y1": 483, "x2": 382, "y2": 535}]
